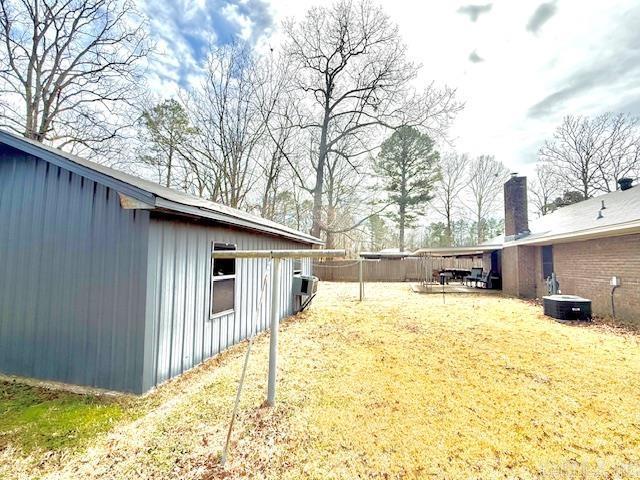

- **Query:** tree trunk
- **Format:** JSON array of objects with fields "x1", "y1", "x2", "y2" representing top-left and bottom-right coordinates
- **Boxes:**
[
  {"x1": 166, "y1": 143, "x2": 174, "y2": 188},
  {"x1": 399, "y1": 203, "x2": 406, "y2": 252},
  {"x1": 325, "y1": 176, "x2": 336, "y2": 249},
  {"x1": 310, "y1": 107, "x2": 330, "y2": 238},
  {"x1": 445, "y1": 201, "x2": 453, "y2": 246},
  {"x1": 325, "y1": 207, "x2": 336, "y2": 249}
]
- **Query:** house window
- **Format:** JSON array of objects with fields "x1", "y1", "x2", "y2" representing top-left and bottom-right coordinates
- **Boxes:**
[
  {"x1": 542, "y1": 245, "x2": 554, "y2": 279},
  {"x1": 210, "y1": 243, "x2": 236, "y2": 316}
]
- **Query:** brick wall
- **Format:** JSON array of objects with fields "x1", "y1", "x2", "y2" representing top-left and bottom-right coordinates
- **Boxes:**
[
  {"x1": 543, "y1": 234, "x2": 640, "y2": 322},
  {"x1": 502, "y1": 245, "x2": 537, "y2": 297}
]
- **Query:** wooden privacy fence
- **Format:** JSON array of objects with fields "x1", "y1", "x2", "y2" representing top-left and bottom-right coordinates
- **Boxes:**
[{"x1": 314, "y1": 256, "x2": 482, "y2": 282}]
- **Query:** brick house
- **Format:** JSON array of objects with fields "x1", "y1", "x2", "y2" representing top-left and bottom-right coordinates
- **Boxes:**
[
  {"x1": 416, "y1": 175, "x2": 639, "y2": 323},
  {"x1": 501, "y1": 174, "x2": 640, "y2": 322}
]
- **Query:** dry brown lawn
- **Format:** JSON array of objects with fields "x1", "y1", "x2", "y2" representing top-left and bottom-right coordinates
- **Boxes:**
[{"x1": 2, "y1": 283, "x2": 639, "y2": 479}]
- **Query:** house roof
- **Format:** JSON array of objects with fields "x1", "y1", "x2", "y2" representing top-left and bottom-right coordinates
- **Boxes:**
[
  {"x1": 413, "y1": 245, "x2": 499, "y2": 257},
  {"x1": 509, "y1": 183, "x2": 640, "y2": 246},
  {"x1": 0, "y1": 130, "x2": 323, "y2": 245},
  {"x1": 414, "y1": 183, "x2": 640, "y2": 256}
]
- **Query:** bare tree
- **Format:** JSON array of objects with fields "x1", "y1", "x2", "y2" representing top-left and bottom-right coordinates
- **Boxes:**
[
  {"x1": 432, "y1": 151, "x2": 469, "y2": 245},
  {"x1": 186, "y1": 43, "x2": 266, "y2": 209},
  {"x1": 539, "y1": 113, "x2": 640, "y2": 198},
  {"x1": 323, "y1": 137, "x2": 369, "y2": 248},
  {"x1": 529, "y1": 163, "x2": 560, "y2": 217},
  {"x1": 283, "y1": 0, "x2": 461, "y2": 238},
  {"x1": 252, "y1": 51, "x2": 300, "y2": 219},
  {"x1": 466, "y1": 155, "x2": 509, "y2": 243},
  {"x1": 0, "y1": 0, "x2": 149, "y2": 154},
  {"x1": 596, "y1": 113, "x2": 640, "y2": 192}
]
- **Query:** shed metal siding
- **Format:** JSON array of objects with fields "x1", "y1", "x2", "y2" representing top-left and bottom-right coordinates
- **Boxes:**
[
  {"x1": 0, "y1": 146, "x2": 149, "y2": 393},
  {"x1": 143, "y1": 216, "x2": 312, "y2": 391}
]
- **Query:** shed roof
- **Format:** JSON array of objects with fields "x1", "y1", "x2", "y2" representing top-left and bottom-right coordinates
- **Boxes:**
[{"x1": 0, "y1": 130, "x2": 323, "y2": 245}]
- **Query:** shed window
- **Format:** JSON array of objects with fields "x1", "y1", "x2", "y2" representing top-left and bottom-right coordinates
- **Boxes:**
[
  {"x1": 210, "y1": 243, "x2": 236, "y2": 316},
  {"x1": 542, "y1": 245, "x2": 554, "y2": 279},
  {"x1": 293, "y1": 258, "x2": 303, "y2": 275}
]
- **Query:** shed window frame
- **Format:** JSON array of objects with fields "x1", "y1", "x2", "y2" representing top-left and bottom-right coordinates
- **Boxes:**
[
  {"x1": 541, "y1": 245, "x2": 554, "y2": 279},
  {"x1": 210, "y1": 242, "x2": 237, "y2": 318},
  {"x1": 293, "y1": 258, "x2": 303, "y2": 275}
]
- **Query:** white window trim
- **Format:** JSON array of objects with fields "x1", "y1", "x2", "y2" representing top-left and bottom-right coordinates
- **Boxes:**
[
  {"x1": 212, "y1": 274, "x2": 236, "y2": 281},
  {"x1": 210, "y1": 242, "x2": 237, "y2": 319},
  {"x1": 210, "y1": 308, "x2": 234, "y2": 319}
]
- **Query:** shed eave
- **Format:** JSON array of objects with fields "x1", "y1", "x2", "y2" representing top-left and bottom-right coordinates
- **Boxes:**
[
  {"x1": 0, "y1": 131, "x2": 155, "y2": 205},
  {"x1": 153, "y1": 197, "x2": 323, "y2": 245}
]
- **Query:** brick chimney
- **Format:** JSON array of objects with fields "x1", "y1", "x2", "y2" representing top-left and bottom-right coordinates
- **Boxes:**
[{"x1": 504, "y1": 174, "x2": 529, "y2": 240}]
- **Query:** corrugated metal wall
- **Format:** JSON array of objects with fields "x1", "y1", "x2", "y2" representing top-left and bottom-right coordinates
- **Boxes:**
[
  {"x1": 142, "y1": 215, "x2": 312, "y2": 391},
  {"x1": 0, "y1": 146, "x2": 149, "y2": 393}
]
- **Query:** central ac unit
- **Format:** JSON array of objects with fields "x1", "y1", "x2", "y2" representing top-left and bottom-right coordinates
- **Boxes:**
[{"x1": 543, "y1": 295, "x2": 592, "y2": 321}]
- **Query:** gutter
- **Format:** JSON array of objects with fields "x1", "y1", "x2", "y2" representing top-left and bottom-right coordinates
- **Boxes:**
[{"x1": 506, "y1": 220, "x2": 640, "y2": 246}]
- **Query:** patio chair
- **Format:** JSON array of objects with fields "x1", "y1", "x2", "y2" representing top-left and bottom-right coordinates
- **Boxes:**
[
  {"x1": 476, "y1": 270, "x2": 493, "y2": 289},
  {"x1": 464, "y1": 267, "x2": 483, "y2": 287}
]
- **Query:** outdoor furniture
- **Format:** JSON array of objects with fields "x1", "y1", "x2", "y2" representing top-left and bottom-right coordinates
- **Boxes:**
[
  {"x1": 439, "y1": 271, "x2": 453, "y2": 285},
  {"x1": 441, "y1": 267, "x2": 471, "y2": 281},
  {"x1": 464, "y1": 267, "x2": 483, "y2": 286},
  {"x1": 476, "y1": 270, "x2": 493, "y2": 289}
]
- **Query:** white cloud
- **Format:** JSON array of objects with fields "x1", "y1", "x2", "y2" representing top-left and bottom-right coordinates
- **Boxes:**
[{"x1": 142, "y1": 0, "x2": 640, "y2": 176}]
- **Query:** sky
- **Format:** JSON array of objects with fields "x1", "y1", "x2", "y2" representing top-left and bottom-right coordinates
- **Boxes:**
[{"x1": 140, "y1": 0, "x2": 640, "y2": 175}]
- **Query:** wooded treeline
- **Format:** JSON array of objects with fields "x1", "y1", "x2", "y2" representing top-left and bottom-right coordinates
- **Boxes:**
[{"x1": 2, "y1": 0, "x2": 638, "y2": 252}]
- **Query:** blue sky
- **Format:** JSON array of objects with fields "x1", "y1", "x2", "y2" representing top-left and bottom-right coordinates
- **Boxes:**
[
  {"x1": 141, "y1": 0, "x2": 274, "y2": 87},
  {"x1": 140, "y1": 0, "x2": 640, "y2": 175}
]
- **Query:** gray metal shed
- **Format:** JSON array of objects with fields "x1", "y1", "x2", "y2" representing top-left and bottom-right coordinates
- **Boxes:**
[{"x1": 0, "y1": 131, "x2": 322, "y2": 394}]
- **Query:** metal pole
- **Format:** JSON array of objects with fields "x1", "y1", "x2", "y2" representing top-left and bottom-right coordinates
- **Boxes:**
[
  {"x1": 212, "y1": 249, "x2": 346, "y2": 259},
  {"x1": 359, "y1": 258, "x2": 364, "y2": 301},
  {"x1": 267, "y1": 257, "x2": 281, "y2": 406},
  {"x1": 221, "y1": 261, "x2": 272, "y2": 466}
]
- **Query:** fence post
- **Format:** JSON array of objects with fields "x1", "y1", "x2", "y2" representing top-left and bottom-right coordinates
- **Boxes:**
[{"x1": 359, "y1": 258, "x2": 364, "y2": 301}]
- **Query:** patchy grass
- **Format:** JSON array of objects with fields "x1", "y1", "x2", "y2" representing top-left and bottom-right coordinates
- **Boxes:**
[
  {"x1": 0, "y1": 381, "x2": 132, "y2": 453},
  {"x1": 1, "y1": 283, "x2": 639, "y2": 479}
]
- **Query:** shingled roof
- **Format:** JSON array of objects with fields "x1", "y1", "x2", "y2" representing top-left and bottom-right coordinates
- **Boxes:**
[{"x1": 510, "y1": 183, "x2": 640, "y2": 245}]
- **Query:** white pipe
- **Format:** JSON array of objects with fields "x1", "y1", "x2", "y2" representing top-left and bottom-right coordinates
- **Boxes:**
[{"x1": 267, "y1": 258, "x2": 281, "y2": 406}]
